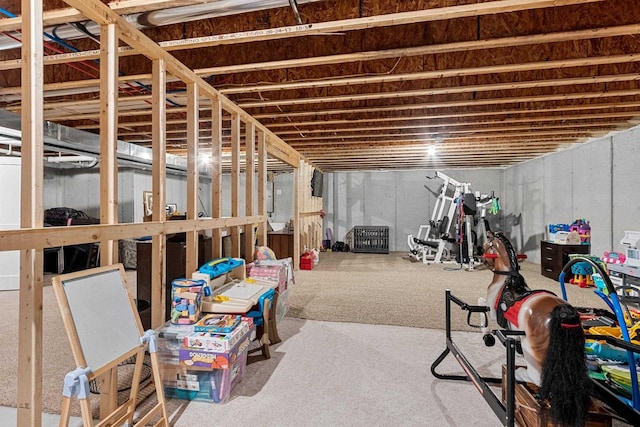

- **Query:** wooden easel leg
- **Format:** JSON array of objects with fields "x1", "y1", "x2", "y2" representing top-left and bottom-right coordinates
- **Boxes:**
[
  {"x1": 133, "y1": 331, "x2": 169, "y2": 427},
  {"x1": 79, "y1": 398, "x2": 94, "y2": 426},
  {"x1": 149, "y1": 351, "x2": 169, "y2": 426},
  {"x1": 59, "y1": 396, "x2": 72, "y2": 427},
  {"x1": 60, "y1": 367, "x2": 93, "y2": 427},
  {"x1": 125, "y1": 350, "x2": 145, "y2": 425}
]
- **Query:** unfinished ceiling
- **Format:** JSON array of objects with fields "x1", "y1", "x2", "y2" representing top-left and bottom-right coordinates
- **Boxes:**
[{"x1": 1, "y1": 0, "x2": 640, "y2": 171}]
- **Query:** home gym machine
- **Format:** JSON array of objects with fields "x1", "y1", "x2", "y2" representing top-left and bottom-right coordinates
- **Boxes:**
[{"x1": 407, "y1": 171, "x2": 498, "y2": 269}]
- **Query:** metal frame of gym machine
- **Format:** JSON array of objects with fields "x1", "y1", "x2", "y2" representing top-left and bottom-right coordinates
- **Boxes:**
[{"x1": 408, "y1": 171, "x2": 475, "y2": 267}]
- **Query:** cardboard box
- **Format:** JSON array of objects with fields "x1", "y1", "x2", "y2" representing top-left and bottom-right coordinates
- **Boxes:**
[
  {"x1": 183, "y1": 321, "x2": 251, "y2": 353},
  {"x1": 179, "y1": 333, "x2": 251, "y2": 369}
]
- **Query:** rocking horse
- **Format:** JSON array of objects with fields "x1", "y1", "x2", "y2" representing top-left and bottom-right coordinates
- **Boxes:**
[{"x1": 480, "y1": 230, "x2": 591, "y2": 426}]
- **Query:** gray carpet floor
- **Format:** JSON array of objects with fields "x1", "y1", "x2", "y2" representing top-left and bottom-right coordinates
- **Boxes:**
[
  {"x1": 0, "y1": 251, "x2": 631, "y2": 425},
  {"x1": 160, "y1": 317, "x2": 508, "y2": 426},
  {"x1": 288, "y1": 251, "x2": 607, "y2": 331}
]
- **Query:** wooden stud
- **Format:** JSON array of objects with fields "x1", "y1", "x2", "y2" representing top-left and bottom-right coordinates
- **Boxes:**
[
  {"x1": 244, "y1": 123, "x2": 256, "y2": 258},
  {"x1": 253, "y1": 89, "x2": 640, "y2": 123},
  {"x1": 151, "y1": 58, "x2": 167, "y2": 329},
  {"x1": 293, "y1": 160, "x2": 302, "y2": 269},
  {"x1": 17, "y1": 0, "x2": 44, "y2": 425},
  {"x1": 186, "y1": 82, "x2": 199, "y2": 275},
  {"x1": 256, "y1": 129, "x2": 267, "y2": 247},
  {"x1": 0, "y1": 216, "x2": 265, "y2": 251},
  {"x1": 60, "y1": 0, "x2": 301, "y2": 168},
  {"x1": 238, "y1": 73, "x2": 640, "y2": 108},
  {"x1": 272, "y1": 113, "x2": 640, "y2": 134},
  {"x1": 231, "y1": 114, "x2": 241, "y2": 258},
  {"x1": 211, "y1": 99, "x2": 223, "y2": 258},
  {"x1": 99, "y1": 47, "x2": 124, "y2": 413},
  {"x1": 99, "y1": 23, "x2": 119, "y2": 266},
  {"x1": 221, "y1": 52, "x2": 640, "y2": 95}
]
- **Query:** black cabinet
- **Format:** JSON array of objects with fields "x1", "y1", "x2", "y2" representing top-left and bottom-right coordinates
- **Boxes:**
[{"x1": 540, "y1": 240, "x2": 590, "y2": 281}]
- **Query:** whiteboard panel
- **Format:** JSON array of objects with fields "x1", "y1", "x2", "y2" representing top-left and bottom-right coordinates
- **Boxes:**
[{"x1": 57, "y1": 266, "x2": 141, "y2": 372}]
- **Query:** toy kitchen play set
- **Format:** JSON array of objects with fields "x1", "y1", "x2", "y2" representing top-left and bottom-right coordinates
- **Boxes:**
[{"x1": 606, "y1": 230, "x2": 640, "y2": 292}]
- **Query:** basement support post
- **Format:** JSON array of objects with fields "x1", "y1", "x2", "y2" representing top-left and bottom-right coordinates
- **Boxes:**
[
  {"x1": 151, "y1": 58, "x2": 167, "y2": 329},
  {"x1": 99, "y1": 23, "x2": 119, "y2": 265},
  {"x1": 257, "y1": 129, "x2": 267, "y2": 246},
  {"x1": 231, "y1": 113, "x2": 241, "y2": 258},
  {"x1": 17, "y1": 0, "x2": 44, "y2": 426},
  {"x1": 185, "y1": 83, "x2": 199, "y2": 275},
  {"x1": 245, "y1": 123, "x2": 256, "y2": 257},
  {"x1": 211, "y1": 99, "x2": 223, "y2": 258},
  {"x1": 293, "y1": 160, "x2": 301, "y2": 269}
]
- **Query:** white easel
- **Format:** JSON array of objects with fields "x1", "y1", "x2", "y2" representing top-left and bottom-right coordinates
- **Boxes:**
[{"x1": 52, "y1": 264, "x2": 168, "y2": 427}]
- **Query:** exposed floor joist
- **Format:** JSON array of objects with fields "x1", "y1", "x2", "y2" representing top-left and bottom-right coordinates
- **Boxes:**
[{"x1": 1, "y1": 0, "x2": 640, "y2": 170}]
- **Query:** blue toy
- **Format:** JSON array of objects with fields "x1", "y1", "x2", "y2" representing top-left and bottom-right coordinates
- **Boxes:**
[
  {"x1": 199, "y1": 257, "x2": 244, "y2": 279},
  {"x1": 570, "y1": 261, "x2": 594, "y2": 287},
  {"x1": 586, "y1": 341, "x2": 640, "y2": 364}
]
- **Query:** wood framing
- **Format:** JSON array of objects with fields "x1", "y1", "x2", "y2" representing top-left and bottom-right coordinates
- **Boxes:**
[
  {"x1": 185, "y1": 82, "x2": 199, "y2": 276},
  {"x1": 256, "y1": 129, "x2": 267, "y2": 247},
  {"x1": 230, "y1": 113, "x2": 241, "y2": 258},
  {"x1": 151, "y1": 57, "x2": 168, "y2": 329},
  {"x1": 1, "y1": 0, "x2": 638, "y2": 170},
  {"x1": 7, "y1": 0, "x2": 306, "y2": 423},
  {"x1": 244, "y1": 122, "x2": 256, "y2": 257},
  {"x1": 17, "y1": 0, "x2": 44, "y2": 425},
  {"x1": 211, "y1": 98, "x2": 223, "y2": 259},
  {"x1": 8, "y1": 0, "x2": 640, "y2": 422},
  {"x1": 99, "y1": 23, "x2": 119, "y2": 266}
]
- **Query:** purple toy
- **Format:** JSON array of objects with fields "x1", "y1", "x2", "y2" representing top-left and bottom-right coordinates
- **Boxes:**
[{"x1": 569, "y1": 218, "x2": 591, "y2": 243}]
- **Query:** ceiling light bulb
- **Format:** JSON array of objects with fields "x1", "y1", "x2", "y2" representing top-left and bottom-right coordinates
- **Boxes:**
[{"x1": 427, "y1": 146, "x2": 437, "y2": 156}]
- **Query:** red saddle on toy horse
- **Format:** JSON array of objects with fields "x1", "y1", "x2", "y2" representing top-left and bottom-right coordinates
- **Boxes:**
[{"x1": 481, "y1": 230, "x2": 591, "y2": 426}]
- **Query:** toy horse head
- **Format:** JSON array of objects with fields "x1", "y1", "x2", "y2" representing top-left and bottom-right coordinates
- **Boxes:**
[{"x1": 483, "y1": 231, "x2": 519, "y2": 275}]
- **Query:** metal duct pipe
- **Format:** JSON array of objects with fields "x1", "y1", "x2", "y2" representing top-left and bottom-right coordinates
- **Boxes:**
[
  {"x1": 0, "y1": 109, "x2": 208, "y2": 177},
  {"x1": 0, "y1": 0, "x2": 322, "y2": 51}
]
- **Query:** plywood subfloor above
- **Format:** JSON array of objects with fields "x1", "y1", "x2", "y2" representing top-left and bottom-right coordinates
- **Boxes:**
[{"x1": 2, "y1": 0, "x2": 640, "y2": 170}]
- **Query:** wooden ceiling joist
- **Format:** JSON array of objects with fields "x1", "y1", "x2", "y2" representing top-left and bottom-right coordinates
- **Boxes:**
[{"x1": 2, "y1": 0, "x2": 640, "y2": 171}]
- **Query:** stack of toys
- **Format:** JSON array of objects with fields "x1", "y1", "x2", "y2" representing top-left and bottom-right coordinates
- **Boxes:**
[
  {"x1": 158, "y1": 315, "x2": 255, "y2": 404},
  {"x1": 170, "y1": 278, "x2": 209, "y2": 324},
  {"x1": 184, "y1": 317, "x2": 253, "y2": 353},
  {"x1": 249, "y1": 263, "x2": 288, "y2": 293}
]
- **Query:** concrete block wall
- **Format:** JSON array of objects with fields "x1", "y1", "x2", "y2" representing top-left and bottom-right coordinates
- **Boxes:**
[
  {"x1": 324, "y1": 169, "x2": 503, "y2": 252},
  {"x1": 502, "y1": 126, "x2": 640, "y2": 263},
  {"x1": 40, "y1": 123, "x2": 640, "y2": 261}
]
